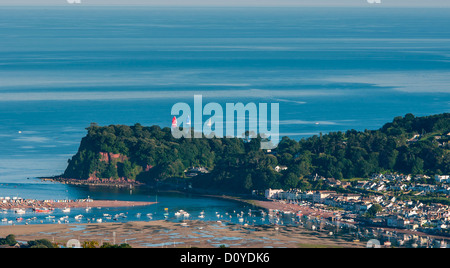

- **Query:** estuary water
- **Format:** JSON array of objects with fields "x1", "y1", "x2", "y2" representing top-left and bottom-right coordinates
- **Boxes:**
[
  {"x1": 0, "y1": 183, "x2": 261, "y2": 226},
  {"x1": 0, "y1": 7, "x2": 449, "y2": 213}
]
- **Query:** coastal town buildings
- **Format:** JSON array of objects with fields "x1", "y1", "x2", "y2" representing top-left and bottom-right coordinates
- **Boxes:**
[
  {"x1": 265, "y1": 189, "x2": 284, "y2": 199},
  {"x1": 263, "y1": 173, "x2": 450, "y2": 237}
]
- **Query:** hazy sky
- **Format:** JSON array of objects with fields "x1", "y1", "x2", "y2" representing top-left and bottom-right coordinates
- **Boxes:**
[{"x1": 0, "y1": 0, "x2": 449, "y2": 7}]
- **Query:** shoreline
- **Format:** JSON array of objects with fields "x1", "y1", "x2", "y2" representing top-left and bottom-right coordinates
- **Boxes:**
[{"x1": 0, "y1": 199, "x2": 157, "y2": 211}]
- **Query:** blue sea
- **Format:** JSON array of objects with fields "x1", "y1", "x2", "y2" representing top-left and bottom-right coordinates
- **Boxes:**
[{"x1": 0, "y1": 6, "x2": 449, "y2": 215}]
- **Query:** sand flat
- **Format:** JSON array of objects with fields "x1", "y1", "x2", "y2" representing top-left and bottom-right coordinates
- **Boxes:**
[{"x1": 0, "y1": 220, "x2": 364, "y2": 248}]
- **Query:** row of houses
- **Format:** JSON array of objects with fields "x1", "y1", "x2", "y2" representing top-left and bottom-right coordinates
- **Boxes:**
[
  {"x1": 371, "y1": 174, "x2": 450, "y2": 184},
  {"x1": 371, "y1": 174, "x2": 413, "y2": 182},
  {"x1": 265, "y1": 188, "x2": 372, "y2": 214},
  {"x1": 356, "y1": 180, "x2": 450, "y2": 195},
  {"x1": 0, "y1": 197, "x2": 23, "y2": 204},
  {"x1": 377, "y1": 202, "x2": 450, "y2": 231},
  {"x1": 264, "y1": 188, "x2": 304, "y2": 200}
]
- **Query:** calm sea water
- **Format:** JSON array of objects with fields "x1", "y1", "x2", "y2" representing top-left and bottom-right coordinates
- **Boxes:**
[{"x1": 0, "y1": 6, "x2": 449, "y2": 209}]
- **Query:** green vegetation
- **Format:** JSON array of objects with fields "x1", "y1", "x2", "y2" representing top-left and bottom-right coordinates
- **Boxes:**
[
  {"x1": 100, "y1": 243, "x2": 132, "y2": 248},
  {"x1": 25, "y1": 239, "x2": 56, "y2": 249},
  {"x1": 63, "y1": 113, "x2": 450, "y2": 194},
  {"x1": 79, "y1": 240, "x2": 132, "y2": 248},
  {"x1": 0, "y1": 234, "x2": 18, "y2": 247},
  {"x1": 0, "y1": 235, "x2": 56, "y2": 248},
  {"x1": 365, "y1": 204, "x2": 383, "y2": 218}
]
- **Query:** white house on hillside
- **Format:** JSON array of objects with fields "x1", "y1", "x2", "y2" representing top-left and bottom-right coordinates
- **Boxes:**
[
  {"x1": 265, "y1": 189, "x2": 284, "y2": 199},
  {"x1": 274, "y1": 166, "x2": 288, "y2": 173},
  {"x1": 436, "y1": 175, "x2": 450, "y2": 183}
]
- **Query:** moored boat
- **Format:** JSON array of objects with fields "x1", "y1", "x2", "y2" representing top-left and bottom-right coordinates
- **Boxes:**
[
  {"x1": 15, "y1": 208, "x2": 26, "y2": 214},
  {"x1": 34, "y1": 207, "x2": 51, "y2": 213}
]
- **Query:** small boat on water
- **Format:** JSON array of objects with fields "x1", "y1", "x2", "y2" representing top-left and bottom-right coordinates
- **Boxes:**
[
  {"x1": 75, "y1": 215, "x2": 83, "y2": 220},
  {"x1": 112, "y1": 214, "x2": 127, "y2": 220},
  {"x1": 175, "y1": 210, "x2": 190, "y2": 218},
  {"x1": 62, "y1": 207, "x2": 71, "y2": 213},
  {"x1": 34, "y1": 208, "x2": 51, "y2": 213},
  {"x1": 15, "y1": 209, "x2": 26, "y2": 215}
]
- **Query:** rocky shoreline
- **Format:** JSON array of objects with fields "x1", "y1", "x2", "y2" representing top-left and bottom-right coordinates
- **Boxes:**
[{"x1": 39, "y1": 176, "x2": 144, "y2": 188}]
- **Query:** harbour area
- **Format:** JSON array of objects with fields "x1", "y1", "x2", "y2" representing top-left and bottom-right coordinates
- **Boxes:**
[
  {"x1": 2, "y1": 183, "x2": 450, "y2": 248},
  {"x1": 2, "y1": 194, "x2": 450, "y2": 248}
]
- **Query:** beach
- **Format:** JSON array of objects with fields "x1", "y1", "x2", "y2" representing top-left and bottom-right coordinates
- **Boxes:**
[
  {"x1": 0, "y1": 220, "x2": 364, "y2": 248},
  {"x1": 253, "y1": 200, "x2": 337, "y2": 219}
]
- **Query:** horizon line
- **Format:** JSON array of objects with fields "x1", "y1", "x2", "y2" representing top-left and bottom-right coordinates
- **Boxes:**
[{"x1": 0, "y1": 4, "x2": 449, "y2": 8}]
